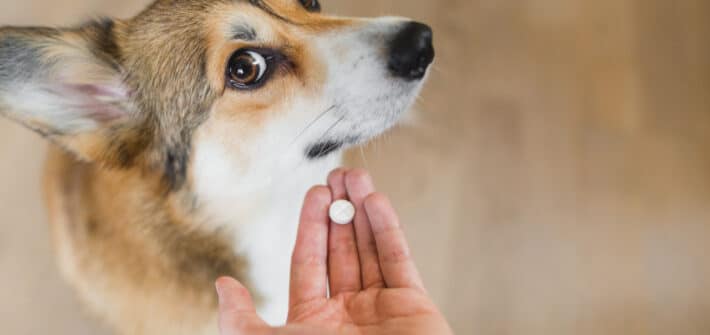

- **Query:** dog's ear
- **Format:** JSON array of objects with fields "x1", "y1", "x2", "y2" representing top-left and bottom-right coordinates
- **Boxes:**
[{"x1": 0, "y1": 22, "x2": 147, "y2": 165}]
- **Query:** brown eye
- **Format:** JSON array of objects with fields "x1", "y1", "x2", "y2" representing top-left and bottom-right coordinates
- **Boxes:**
[
  {"x1": 299, "y1": 0, "x2": 320, "y2": 12},
  {"x1": 227, "y1": 50, "x2": 268, "y2": 89}
]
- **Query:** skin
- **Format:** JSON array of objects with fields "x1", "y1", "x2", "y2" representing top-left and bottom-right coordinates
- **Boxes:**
[{"x1": 215, "y1": 169, "x2": 453, "y2": 335}]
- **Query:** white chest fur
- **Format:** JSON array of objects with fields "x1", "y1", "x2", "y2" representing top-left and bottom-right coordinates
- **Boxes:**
[
  {"x1": 230, "y1": 159, "x2": 338, "y2": 325},
  {"x1": 192, "y1": 134, "x2": 341, "y2": 325}
]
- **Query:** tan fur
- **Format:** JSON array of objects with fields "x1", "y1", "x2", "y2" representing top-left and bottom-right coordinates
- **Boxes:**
[{"x1": 44, "y1": 146, "x2": 250, "y2": 334}]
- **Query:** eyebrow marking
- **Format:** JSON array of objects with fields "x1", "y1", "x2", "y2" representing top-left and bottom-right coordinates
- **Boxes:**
[
  {"x1": 248, "y1": 0, "x2": 295, "y2": 24},
  {"x1": 231, "y1": 23, "x2": 257, "y2": 41}
]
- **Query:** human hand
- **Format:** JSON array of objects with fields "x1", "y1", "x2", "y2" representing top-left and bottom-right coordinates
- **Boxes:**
[{"x1": 216, "y1": 169, "x2": 453, "y2": 335}]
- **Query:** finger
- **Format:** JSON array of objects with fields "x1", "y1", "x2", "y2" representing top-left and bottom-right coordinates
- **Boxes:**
[
  {"x1": 216, "y1": 277, "x2": 270, "y2": 335},
  {"x1": 328, "y1": 168, "x2": 349, "y2": 200},
  {"x1": 364, "y1": 193, "x2": 425, "y2": 291},
  {"x1": 327, "y1": 168, "x2": 363, "y2": 296},
  {"x1": 290, "y1": 186, "x2": 332, "y2": 309},
  {"x1": 344, "y1": 169, "x2": 385, "y2": 289}
]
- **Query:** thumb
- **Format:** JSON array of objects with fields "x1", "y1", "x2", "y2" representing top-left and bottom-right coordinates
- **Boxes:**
[{"x1": 216, "y1": 277, "x2": 269, "y2": 335}]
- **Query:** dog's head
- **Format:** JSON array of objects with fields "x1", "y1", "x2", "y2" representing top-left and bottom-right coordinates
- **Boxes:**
[{"x1": 0, "y1": 0, "x2": 434, "y2": 190}]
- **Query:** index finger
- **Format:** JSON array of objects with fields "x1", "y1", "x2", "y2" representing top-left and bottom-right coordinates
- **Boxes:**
[{"x1": 289, "y1": 186, "x2": 332, "y2": 310}]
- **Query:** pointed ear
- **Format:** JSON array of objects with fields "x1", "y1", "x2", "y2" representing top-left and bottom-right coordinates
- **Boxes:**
[{"x1": 0, "y1": 22, "x2": 145, "y2": 165}]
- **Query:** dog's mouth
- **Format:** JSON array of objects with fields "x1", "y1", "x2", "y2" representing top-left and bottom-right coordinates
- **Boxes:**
[
  {"x1": 305, "y1": 136, "x2": 362, "y2": 160},
  {"x1": 305, "y1": 141, "x2": 343, "y2": 159}
]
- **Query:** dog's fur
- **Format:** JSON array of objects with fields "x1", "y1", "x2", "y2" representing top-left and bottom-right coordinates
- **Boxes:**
[{"x1": 0, "y1": 0, "x2": 431, "y2": 333}]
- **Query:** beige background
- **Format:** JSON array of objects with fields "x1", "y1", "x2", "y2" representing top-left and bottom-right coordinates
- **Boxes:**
[{"x1": 1, "y1": 0, "x2": 709, "y2": 334}]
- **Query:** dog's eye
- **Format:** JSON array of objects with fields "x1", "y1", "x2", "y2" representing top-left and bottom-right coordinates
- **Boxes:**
[
  {"x1": 299, "y1": 0, "x2": 321, "y2": 12},
  {"x1": 227, "y1": 50, "x2": 269, "y2": 89}
]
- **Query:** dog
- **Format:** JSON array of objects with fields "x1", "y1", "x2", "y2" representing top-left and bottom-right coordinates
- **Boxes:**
[{"x1": 0, "y1": 0, "x2": 434, "y2": 333}]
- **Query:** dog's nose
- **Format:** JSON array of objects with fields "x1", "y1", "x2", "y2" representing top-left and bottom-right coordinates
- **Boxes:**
[{"x1": 388, "y1": 22, "x2": 435, "y2": 80}]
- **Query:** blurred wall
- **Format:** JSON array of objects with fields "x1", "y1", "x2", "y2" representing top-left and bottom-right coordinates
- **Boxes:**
[{"x1": 1, "y1": 0, "x2": 709, "y2": 334}]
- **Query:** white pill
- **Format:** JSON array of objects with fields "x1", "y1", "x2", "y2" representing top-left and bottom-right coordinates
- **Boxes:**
[{"x1": 329, "y1": 200, "x2": 355, "y2": 225}]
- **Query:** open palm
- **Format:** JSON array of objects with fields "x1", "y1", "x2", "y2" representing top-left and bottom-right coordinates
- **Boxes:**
[{"x1": 216, "y1": 169, "x2": 452, "y2": 335}]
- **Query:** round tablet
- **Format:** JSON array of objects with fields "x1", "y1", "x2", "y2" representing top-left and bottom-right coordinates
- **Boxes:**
[{"x1": 329, "y1": 200, "x2": 355, "y2": 225}]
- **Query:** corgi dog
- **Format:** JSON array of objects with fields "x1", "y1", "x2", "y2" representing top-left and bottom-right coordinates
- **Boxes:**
[{"x1": 0, "y1": 0, "x2": 434, "y2": 334}]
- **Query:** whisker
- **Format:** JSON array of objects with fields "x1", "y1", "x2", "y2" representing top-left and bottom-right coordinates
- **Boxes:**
[
  {"x1": 272, "y1": 104, "x2": 338, "y2": 171},
  {"x1": 271, "y1": 114, "x2": 347, "y2": 183},
  {"x1": 290, "y1": 104, "x2": 337, "y2": 145},
  {"x1": 312, "y1": 114, "x2": 346, "y2": 158},
  {"x1": 359, "y1": 145, "x2": 369, "y2": 170},
  {"x1": 430, "y1": 64, "x2": 446, "y2": 76}
]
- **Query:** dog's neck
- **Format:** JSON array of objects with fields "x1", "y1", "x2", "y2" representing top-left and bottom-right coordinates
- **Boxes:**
[
  {"x1": 185, "y1": 136, "x2": 342, "y2": 324},
  {"x1": 188, "y1": 139, "x2": 342, "y2": 232}
]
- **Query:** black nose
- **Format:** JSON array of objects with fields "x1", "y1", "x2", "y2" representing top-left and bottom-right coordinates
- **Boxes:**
[{"x1": 388, "y1": 22, "x2": 435, "y2": 80}]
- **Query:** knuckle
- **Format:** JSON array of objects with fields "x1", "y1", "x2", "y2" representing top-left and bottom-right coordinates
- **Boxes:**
[
  {"x1": 382, "y1": 248, "x2": 411, "y2": 264},
  {"x1": 292, "y1": 253, "x2": 326, "y2": 266},
  {"x1": 328, "y1": 239, "x2": 358, "y2": 256},
  {"x1": 371, "y1": 221, "x2": 401, "y2": 235},
  {"x1": 360, "y1": 238, "x2": 379, "y2": 254}
]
